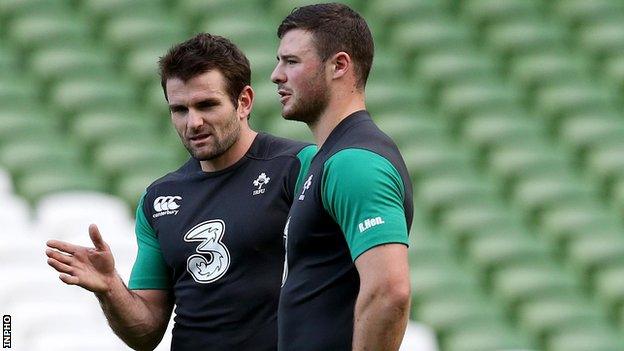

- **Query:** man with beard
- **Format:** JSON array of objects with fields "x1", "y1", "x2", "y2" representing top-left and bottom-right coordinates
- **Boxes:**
[
  {"x1": 45, "y1": 33, "x2": 316, "y2": 351},
  {"x1": 271, "y1": 3, "x2": 413, "y2": 351}
]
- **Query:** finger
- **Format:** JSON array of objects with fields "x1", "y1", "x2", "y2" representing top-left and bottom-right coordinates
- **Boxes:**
[
  {"x1": 46, "y1": 240, "x2": 80, "y2": 255},
  {"x1": 89, "y1": 224, "x2": 109, "y2": 251},
  {"x1": 45, "y1": 249, "x2": 73, "y2": 265},
  {"x1": 59, "y1": 274, "x2": 79, "y2": 285},
  {"x1": 47, "y1": 257, "x2": 74, "y2": 275}
]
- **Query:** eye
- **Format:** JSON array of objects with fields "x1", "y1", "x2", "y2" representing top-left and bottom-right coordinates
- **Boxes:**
[{"x1": 287, "y1": 59, "x2": 297, "y2": 65}]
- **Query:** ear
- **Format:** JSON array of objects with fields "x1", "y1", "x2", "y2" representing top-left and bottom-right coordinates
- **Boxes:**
[
  {"x1": 329, "y1": 52, "x2": 351, "y2": 80},
  {"x1": 237, "y1": 85, "x2": 254, "y2": 119}
]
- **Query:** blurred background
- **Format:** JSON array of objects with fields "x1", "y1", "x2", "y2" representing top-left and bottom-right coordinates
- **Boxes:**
[{"x1": 2, "y1": 0, "x2": 624, "y2": 350}]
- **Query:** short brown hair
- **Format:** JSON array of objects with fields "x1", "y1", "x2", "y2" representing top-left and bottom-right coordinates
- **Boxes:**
[
  {"x1": 159, "y1": 33, "x2": 251, "y2": 107},
  {"x1": 277, "y1": 3, "x2": 374, "y2": 89}
]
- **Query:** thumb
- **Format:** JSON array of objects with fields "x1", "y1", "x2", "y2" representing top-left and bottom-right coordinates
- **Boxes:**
[{"x1": 89, "y1": 224, "x2": 108, "y2": 251}]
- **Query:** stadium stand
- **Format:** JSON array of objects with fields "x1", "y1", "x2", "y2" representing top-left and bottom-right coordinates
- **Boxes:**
[{"x1": 3, "y1": 0, "x2": 624, "y2": 350}]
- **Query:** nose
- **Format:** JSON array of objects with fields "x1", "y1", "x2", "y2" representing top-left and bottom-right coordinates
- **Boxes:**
[
  {"x1": 271, "y1": 63, "x2": 285, "y2": 84},
  {"x1": 187, "y1": 108, "x2": 204, "y2": 129}
]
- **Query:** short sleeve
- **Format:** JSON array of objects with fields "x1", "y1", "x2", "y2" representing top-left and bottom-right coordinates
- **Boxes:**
[
  {"x1": 128, "y1": 193, "x2": 171, "y2": 290},
  {"x1": 321, "y1": 149, "x2": 409, "y2": 261}
]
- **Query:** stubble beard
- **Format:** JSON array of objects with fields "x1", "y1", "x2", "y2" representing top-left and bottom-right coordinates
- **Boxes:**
[
  {"x1": 282, "y1": 69, "x2": 330, "y2": 125},
  {"x1": 184, "y1": 112, "x2": 241, "y2": 161}
]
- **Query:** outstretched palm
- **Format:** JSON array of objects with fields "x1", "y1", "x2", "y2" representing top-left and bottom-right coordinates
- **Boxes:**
[{"x1": 46, "y1": 224, "x2": 117, "y2": 293}]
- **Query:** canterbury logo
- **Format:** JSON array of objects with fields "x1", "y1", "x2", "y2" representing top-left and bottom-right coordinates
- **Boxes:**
[{"x1": 153, "y1": 196, "x2": 182, "y2": 218}]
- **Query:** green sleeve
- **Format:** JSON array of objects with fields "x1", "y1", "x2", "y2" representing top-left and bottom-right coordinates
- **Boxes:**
[
  {"x1": 128, "y1": 193, "x2": 171, "y2": 290},
  {"x1": 295, "y1": 144, "x2": 317, "y2": 193},
  {"x1": 322, "y1": 149, "x2": 408, "y2": 261}
]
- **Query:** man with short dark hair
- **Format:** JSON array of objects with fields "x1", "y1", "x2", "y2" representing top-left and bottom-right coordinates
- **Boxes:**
[
  {"x1": 45, "y1": 33, "x2": 316, "y2": 351},
  {"x1": 272, "y1": 3, "x2": 413, "y2": 350}
]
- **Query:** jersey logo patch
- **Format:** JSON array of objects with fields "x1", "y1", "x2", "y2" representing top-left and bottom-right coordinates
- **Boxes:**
[
  {"x1": 252, "y1": 172, "x2": 271, "y2": 195},
  {"x1": 184, "y1": 220, "x2": 231, "y2": 284},
  {"x1": 298, "y1": 174, "x2": 314, "y2": 201},
  {"x1": 358, "y1": 216, "x2": 385, "y2": 233},
  {"x1": 153, "y1": 196, "x2": 182, "y2": 218}
]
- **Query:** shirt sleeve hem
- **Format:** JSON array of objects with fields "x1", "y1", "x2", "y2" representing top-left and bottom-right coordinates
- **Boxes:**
[
  {"x1": 350, "y1": 237, "x2": 409, "y2": 262},
  {"x1": 128, "y1": 278, "x2": 170, "y2": 290}
]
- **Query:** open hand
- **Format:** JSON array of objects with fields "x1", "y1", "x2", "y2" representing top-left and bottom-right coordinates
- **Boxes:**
[{"x1": 46, "y1": 224, "x2": 116, "y2": 293}]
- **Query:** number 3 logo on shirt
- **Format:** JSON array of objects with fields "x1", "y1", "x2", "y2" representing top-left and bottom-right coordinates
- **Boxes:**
[{"x1": 184, "y1": 219, "x2": 231, "y2": 284}]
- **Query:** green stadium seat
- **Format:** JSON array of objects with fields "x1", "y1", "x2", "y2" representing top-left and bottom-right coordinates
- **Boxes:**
[
  {"x1": 467, "y1": 234, "x2": 553, "y2": 284},
  {"x1": 444, "y1": 325, "x2": 536, "y2": 351},
  {"x1": 486, "y1": 143, "x2": 571, "y2": 188},
  {"x1": 511, "y1": 174, "x2": 597, "y2": 219},
  {"x1": 124, "y1": 46, "x2": 168, "y2": 85},
  {"x1": 417, "y1": 174, "x2": 497, "y2": 217},
  {"x1": 145, "y1": 82, "x2": 168, "y2": 117},
  {"x1": 0, "y1": 75, "x2": 39, "y2": 105},
  {"x1": 554, "y1": 0, "x2": 624, "y2": 27},
  {"x1": 439, "y1": 202, "x2": 522, "y2": 245},
  {"x1": 251, "y1": 82, "x2": 282, "y2": 123},
  {"x1": 0, "y1": 138, "x2": 83, "y2": 178},
  {"x1": 71, "y1": 110, "x2": 158, "y2": 149},
  {"x1": 103, "y1": 14, "x2": 188, "y2": 51},
  {"x1": 8, "y1": 14, "x2": 91, "y2": 52},
  {"x1": 539, "y1": 202, "x2": 620, "y2": 247},
  {"x1": 600, "y1": 53, "x2": 624, "y2": 88},
  {"x1": 594, "y1": 264, "x2": 624, "y2": 309},
  {"x1": 366, "y1": 0, "x2": 449, "y2": 28},
  {"x1": 49, "y1": 77, "x2": 137, "y2": 117},
  {"x1": 409, "y1": 262, "x2": 481, "y2": 306},
  {"x1": 390, "y1": 19, "x2": 474, "y2": 59},
  {"x1": 0, "y1": 47, "x2": 19, "y2": 74},
  {"x1": 558, "y1": 110, "x2": 624, "y2": 155},
  {"x1": 492, "y1": 263, "x2": 581, "y2": 307},
  {"x1": 585, "y1": 142, "x2": 624, "y2": 184},
  {"x1": 199, "y1": 18, "x2": 276, "y2": 53},
  {"x1": 400, "y1": 141, "x2": 473, "y2": 180},
  {"x1": 408, "y1": 230, "x2": 455, "y2": 264},
  {"x1": 567, "y1": 231, "x2": 624, "y2": 278},
  {"x1": 15, "y1": 167, "x2": 106, "y2": 203},
  {"x1": 518, "y1": 296, "x2": 610, "y2": 341},
  {"x1": 365, "y1": 78, "x2": 427, "y2": 115},
  {"x1": 374, "y1": 112, "x2": 446, "y2": 146},
  {"x1": 93, "y1": 140, "x2": 181, "y2": 180},
  {"x1": 416, "y1": 49, "x2": 500, "y2": 90},
  {"x1": 462, "y1": 0, "x2": 543, "y2": 27},
  {"x1": 485, "y1": 20, "x2": 568, "y2": 57},
  {"x1": 177, "y1": 0, "x2": 263, "y2": 23},
  {"x1": 547, "y1": 326, "x2": 624, "y2": 351},
  {"x1": 438, "y1": 80, "x2": 522, "y2": 122},
  {"x1": 81, "y1": 0, "x2": 167, "y2": 22},
  {"x1": 29, "y1": 46, "x2": 114, "y2": 85},
  {"x1": 0, "y1": 0, "x2": 73, "y2": 20},
  {"x1": 509, "y1": 52, "x2": 590, "y2": 90},
  {"x1": 609, "y1": 177, "x2": 624, "y2": 213},
  {"x1": 0, "y1": 109, "x2": 59, "y2": 146},
  {"x1": 534, "y1": 82, "x2": 617, "y2": 122},
  {"x1": 246, "y1": 48, "x2": 280, "y2": 85},
  {"x1": 578, "y1": 19, "x2": 624, "y2": 58},
  {"x1": 461, "y1": 112, "x2": 543, "y2": 154},
  {"x1": 415, "y1": 294, "x2": 506, "y2": 336}
]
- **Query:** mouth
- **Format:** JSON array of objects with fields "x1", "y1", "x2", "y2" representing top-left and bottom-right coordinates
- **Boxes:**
[
  {"x1": 278, "y1": 90, "x2": 292, "y2": 104},
  {"x1": 188, "y1": 133, "x2": 211, "y2": 143}
]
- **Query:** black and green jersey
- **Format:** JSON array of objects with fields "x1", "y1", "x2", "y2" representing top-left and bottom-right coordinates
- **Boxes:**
[
  {"x1": 128, "y1": 133, "x2": 316, "y2": 351},
  {"x1": 278, "y1": 111, "x2": 413, "y2": 350}
]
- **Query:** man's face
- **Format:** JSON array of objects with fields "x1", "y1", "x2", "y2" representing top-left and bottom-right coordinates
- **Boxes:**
[
  {"x1": 271, "y1": 29, "x2": 330, "y2": 124},
  {"x1": 166, "y1": 70, "x2": 241, "y2": 161}
]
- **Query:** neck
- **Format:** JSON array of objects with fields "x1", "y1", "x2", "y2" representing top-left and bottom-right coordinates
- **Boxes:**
[
  {"x1": 199, "y1": 126, "x2": 257, "y2": 172},
  {"x1": 309, "y1": 88, "x2": 365, "y2": 148}
]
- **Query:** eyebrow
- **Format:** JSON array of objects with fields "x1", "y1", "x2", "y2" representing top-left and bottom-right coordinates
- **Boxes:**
[
  {"x1": 169, "y1": 98, "x2": 221, "y2": 111},
  {"x1": 277, "y1": 54, "x2": 299, "y2": 61}
]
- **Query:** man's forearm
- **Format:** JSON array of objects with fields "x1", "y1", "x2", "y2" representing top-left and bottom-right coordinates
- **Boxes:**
[
  {"x1": 95, "y1": 274, "x2": 169, "y2": 351},
  {"x1": 352, "y1": 288, "x2": 410, "y2": 351}
]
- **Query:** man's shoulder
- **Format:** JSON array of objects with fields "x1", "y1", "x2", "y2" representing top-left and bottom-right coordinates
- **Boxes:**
[
  {"x1": 145, "y1": 157, "x2": 199, "y2": 192},
  {"x1": 251, "y1": 132, "x2": 315, "y2": 160}
]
